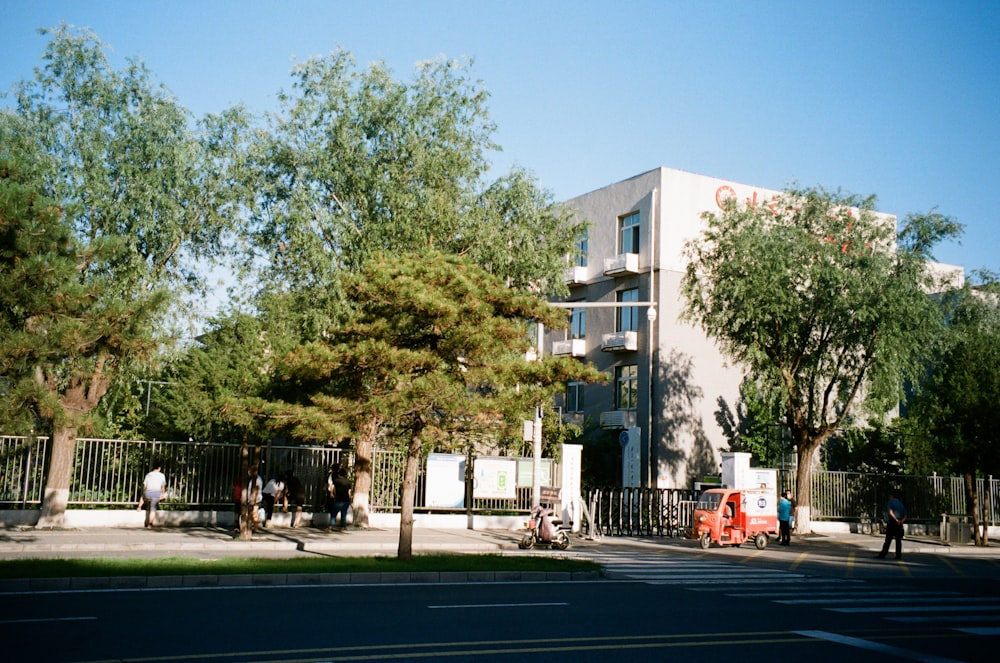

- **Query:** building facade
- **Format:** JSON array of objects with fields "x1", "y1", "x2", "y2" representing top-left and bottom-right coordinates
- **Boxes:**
[{"x1": 551, "y1": 167, "x2": 885, "y2": 489}]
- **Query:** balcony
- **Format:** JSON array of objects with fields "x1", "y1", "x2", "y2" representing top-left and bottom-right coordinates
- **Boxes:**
[
  {"x1": 551, "y1": 338, "x2": 586, "y2": 357},
  {"x1": 600, "y1": 410, "x2": 628, "y2": 429},
  {"x1": 564, "y1": 265, "x2": 588, "y2": 285},
  {"x1": 603, "y1": 252, "x2": 639, "y2": 276},
  {"x1": 601, "y1": 330, "x2": 638, "y2": 352}
]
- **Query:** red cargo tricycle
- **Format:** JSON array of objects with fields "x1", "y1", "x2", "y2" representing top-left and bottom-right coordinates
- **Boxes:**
[{"x1": 691, "y1": 487, "x2": 777, "y2": 550}]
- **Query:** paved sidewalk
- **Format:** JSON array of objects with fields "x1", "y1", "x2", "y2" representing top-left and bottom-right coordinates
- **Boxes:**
[{"x1": 1, "y1": 524, "x2": 995, "y2": 592}]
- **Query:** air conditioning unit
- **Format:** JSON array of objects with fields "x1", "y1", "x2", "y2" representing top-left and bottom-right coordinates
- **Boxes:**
[
  {"x1": 552, "y1": 338, "x2": 586, "y2": 357},
  {"x1": 601, "y1": 331, "x2": 638, "y2": 352},
  {"x1": 564, "y1": 265, "x2": 588, "y2": 285},
  {"x1": 600, "y1": 410, "x2": 628, "y2": 429}
]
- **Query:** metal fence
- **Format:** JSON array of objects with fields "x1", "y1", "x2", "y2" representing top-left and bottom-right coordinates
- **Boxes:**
[
  {"x1": 0, "y1": 436, "x2": 550, "y2": 513},
  {"x1": 2, "y1": 435, "x2": 997, "y2": 530},
  {"x1": 781, "y1": 469, "x2": 1000, "y2": 525}
]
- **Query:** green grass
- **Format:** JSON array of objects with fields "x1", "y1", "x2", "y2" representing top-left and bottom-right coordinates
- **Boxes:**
[{"x1": 0, "y1": 554, "x2": 602, "y2": 579}]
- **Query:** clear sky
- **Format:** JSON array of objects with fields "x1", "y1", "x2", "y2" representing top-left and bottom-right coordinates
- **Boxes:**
[{"x1": 3, "y1": 0, "x2": 998, "y2": 274}]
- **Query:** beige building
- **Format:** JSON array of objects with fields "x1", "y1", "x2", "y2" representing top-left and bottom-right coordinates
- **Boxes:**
[{"x1": 550, "y1": 166, "x2": 937, "y2": 490}]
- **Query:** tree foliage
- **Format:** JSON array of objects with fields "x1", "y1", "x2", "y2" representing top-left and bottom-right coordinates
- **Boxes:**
[
  {"x1": 241, "y1": 49, "x2": 584, "y2": 336},
  {"x1": 0, "y1": 26, "x2": 247, "y2": 524},
  {"x1": 236, "y1": 251, "x2": 603, "y2": 558},
  {"x1": 906, "y1": 280, "x2": 1000, "y2": 544},
  {"x1": 682, "y1": 186, "x2": 961, "y2": 531}
]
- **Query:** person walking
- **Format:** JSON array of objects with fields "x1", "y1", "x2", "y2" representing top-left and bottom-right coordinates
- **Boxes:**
[
  {"x1": 282, "y1": 470, "x2": 305, "y2": 528},
  {"x1": 876, "y1": 491, "x2": 907, "y2": 559},
  {"x1": 777, "y1": 490, "x2": 793, "y2": 546},
  {"x1": 327, "y1": 468, "x2": 352, "y2": 531},
  {"x1": 261, "y1": 475, "x2": 285, "y2": 528},
  {"x1": 139, "y1": 462, "x2": 166, "y2": 528}
]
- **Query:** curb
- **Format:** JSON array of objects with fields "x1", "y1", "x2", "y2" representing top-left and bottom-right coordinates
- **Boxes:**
[{"x1": 0, "y1": 569, "x2": 604, "y2": 593}]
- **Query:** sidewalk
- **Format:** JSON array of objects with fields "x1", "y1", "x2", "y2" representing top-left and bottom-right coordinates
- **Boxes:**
[{"x1": 1, "y1": 524, "x2": 995, "y2": 592}]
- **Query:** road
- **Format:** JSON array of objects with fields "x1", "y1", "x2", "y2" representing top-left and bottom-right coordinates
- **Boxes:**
[{"x1": 4, "y1": 544, "x2": 999, "y2": 662}]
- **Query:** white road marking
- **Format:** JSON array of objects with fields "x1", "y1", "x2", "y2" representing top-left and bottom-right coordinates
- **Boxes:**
[{"x1": 794, "y1": 630, "x2": 962, "y2": 663}]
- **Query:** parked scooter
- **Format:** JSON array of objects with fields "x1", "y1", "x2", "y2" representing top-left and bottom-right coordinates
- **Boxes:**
[{"x1": 518, "y1": 505, "x2": 570, "y2": 550}]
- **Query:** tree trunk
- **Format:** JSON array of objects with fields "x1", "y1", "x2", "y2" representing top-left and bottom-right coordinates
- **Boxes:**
[
  {"x1": 351, "y1": 416, "x2": 381, "y2": 529},
  {"x1": 792, "y1": 438, "x2": 822, "y2": 535},
  {"x1": 397, "y1": 434, "x2": 422, "y2": 561},
  {"x1": 35, "y1": 424, "x2": 77, "y2": 528},
  {"x1": 964, "y1": 472, "x2": 983, "y2": 547}
]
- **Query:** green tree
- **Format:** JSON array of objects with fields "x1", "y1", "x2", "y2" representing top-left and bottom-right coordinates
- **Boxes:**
[
  {"x1": 0, "y1": 26, "x2": 247, "y2": 525},
  {"x1": 682, "y1": 186, "x2": 960, "y2": 532},
  {"x1": 240, "y1": 251, "x2": 603, "y2": 559},
  {"x1": 907, "y1": 280, "x2": 1000, "y2": 545},
  {"x1": 715, "y1": 376, "x2": 786, "y2": 468},
  {"x1": 238, "y1": 49, "x2": 586, "y2": 521}
]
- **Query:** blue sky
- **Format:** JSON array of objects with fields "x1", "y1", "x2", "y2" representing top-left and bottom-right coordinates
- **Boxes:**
[{"x1": 3, "y1": 0, "x2": 999, "y2": 274}]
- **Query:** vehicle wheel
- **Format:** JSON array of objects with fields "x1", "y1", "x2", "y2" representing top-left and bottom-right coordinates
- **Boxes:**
[
  {"x1": 554, "y1": 531, "x2": 570, "y2": 550},
  {"x1": 755, "y1": 533, "x2": 768, "y2": 550},
  {"x1": 518, "y1": 534, "x2": 534, "y2": 550},
  {"x1": 699, "y1": 533, "x2": 711, "y2": 549}
]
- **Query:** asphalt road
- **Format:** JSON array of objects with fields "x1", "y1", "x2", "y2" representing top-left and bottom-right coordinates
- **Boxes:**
[{"x1": 5, "y1": 544, "x2": 999, "y2": 663}]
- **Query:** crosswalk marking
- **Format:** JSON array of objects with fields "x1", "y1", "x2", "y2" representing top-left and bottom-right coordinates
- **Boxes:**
[{"x1": 580, "y1": 549, "x2": 1000, "y2": 640}]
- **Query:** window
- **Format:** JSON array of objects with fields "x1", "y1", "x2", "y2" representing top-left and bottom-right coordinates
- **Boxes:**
[
  {"x1": 566, "y1": 382, "x2": 585, "y2": 413},
  {"x1": 574, "y1": 230, "x2": 588, "y2": 267},
  {"x1": 619, "y1": 211, "x2": 640, "y2": 255},
  {"x1": 615, "y1": 365, "x2": 638, "y2": 410},
  {"x1": 616, "y1": 288, "x2": 639, "y2": 332},
  {"x1": 570, "y1": 306, "x2": 586, "y2": 339}
]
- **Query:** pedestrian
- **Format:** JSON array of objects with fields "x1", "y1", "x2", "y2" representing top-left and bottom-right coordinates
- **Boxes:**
[
  {"x1": 777, "y1": 490, "x2": 792, "y2": 546},
  {"x1": 231, "y1": 475, "x2": 243, "y2": 532},
  {"x1": 327, "y1": 467, "x2": 352, "y2": 531},
  {"x1": 282, "y1": 470, "x2": 305, "y2": 528},
  {"x1": 876, "y1": 491, "x2": 907, "y2": 560},
  {"x1": 139, "y1": 461, "x2": 166, "y2": 528},
  {"x1": 261, "y1": 475, "x2": 285, "y2": 528},
  {"x1": 245, "y1": 464, "x2": 264, "y2": 532}
]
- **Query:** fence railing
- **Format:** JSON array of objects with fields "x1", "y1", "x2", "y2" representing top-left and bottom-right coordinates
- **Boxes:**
[
  {"x1": 2, "y1": 435, "x2": 997, "y2": 531},
  {"x1": 0, "y1": 436, "x2": 551, "y2": 513}
]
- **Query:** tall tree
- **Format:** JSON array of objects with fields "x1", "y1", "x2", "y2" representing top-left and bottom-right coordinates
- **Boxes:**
[
  {"x1": 240, "y1": 251, "x2": 603, "y2": 559},
  {"x1": 0, "y1": 26, "x2": 247, "y2": 525},
  {"x1": 682, "y1": 186, "x2": 960, "y2": 532},
  {"x1": 907, "y1": 280, "x2": 1000, "y2": 545},
  {"x1": 240, "y1": 49, "x2": 586, "y2": 523}
]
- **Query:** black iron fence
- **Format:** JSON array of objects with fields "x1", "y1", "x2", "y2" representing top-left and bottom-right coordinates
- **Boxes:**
[
  {"x1": 0, "y1": 436, "x2": 551, "y2": 513},
  {"x1": 2, "y1": 435, "x2": 996, "y2": 531}
]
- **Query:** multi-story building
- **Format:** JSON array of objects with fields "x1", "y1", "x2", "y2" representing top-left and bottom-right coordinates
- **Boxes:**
[{"x1": 549, "y1": 166, "x2": 923, "y2": 490}]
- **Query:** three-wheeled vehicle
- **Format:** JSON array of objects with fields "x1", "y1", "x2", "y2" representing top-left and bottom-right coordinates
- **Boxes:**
[{"x1": 691, "y1": 487, "x2": 777, "y2": 550}]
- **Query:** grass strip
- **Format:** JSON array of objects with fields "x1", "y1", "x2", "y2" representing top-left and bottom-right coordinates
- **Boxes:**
[{"x1": 0, "y1": 554, "x2": 601, "y2": 579}]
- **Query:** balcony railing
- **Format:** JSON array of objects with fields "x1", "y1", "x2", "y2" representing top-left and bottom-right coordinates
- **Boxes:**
[
  {"x1": 601, "y1": 330, "x2": 638, "y2": 352},
  {"x1": 603, "y1": 253, "x2": 639, "y2": 276}
]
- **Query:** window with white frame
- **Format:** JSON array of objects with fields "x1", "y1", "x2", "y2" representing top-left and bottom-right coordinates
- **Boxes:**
[
  {"x1": 574, "y1": 230, "x2": 588, "y2": 267},
  {"x1": 615, "y1": 364, "x2": 638, "y2": 410},
  {"x1": 619, "y1": 211, "x2": 640, "y2": 255},
  {"x1": 570, "y1": 306, "x2": 586, "y2": 339},
  {"x1": 616, "y1": 288, "x2": 639, "y2": 332},
  {"x1": 565, "y1": 381, "x2": 585, "y2": 413}
]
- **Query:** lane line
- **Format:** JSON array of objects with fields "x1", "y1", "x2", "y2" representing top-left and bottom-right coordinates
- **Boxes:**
[
  {"x1": 935, "y1": 555, "x2": 963, "y2": 575},
  {"x1": 794, "y1": 630, "x2": 962, "y2": 663},
  {"x1": 427, "y1": 602, "x2": 568, "y2": 609},
  {"x1": 789, "y1": 552, "x2": 808, "y2": 570},
  {"x1": 0, "y1": 616, "x2": 96, "y2": 624}
]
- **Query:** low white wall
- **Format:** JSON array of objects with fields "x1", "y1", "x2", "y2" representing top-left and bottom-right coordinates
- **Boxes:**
[{"x1": 0, "y1": 509, "x2": 526, "y2": 530}]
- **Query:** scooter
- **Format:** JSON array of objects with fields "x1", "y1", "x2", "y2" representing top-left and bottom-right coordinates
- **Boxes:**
[{"x1": 518, "y1": 505, "x2": 570, "y2": 550}]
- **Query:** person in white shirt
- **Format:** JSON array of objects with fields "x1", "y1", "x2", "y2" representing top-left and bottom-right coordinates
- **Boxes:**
[
  {"x1": 261, "y1": 476, "x2": 285, "y2": 528},
  {"x1": 139, "y1": 463, "x2": 167, "y2": 528}
]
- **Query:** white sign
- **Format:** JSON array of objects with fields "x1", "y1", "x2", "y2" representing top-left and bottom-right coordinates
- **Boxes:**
[
  {"x1": 474, "y1": 457, "x2": 517, "y2": 499},
  {"x1": 425, "y1": 453, "x2": 466, "y2": 508},
  {"x1": 622, "y1": 426, "x2": 641, "y2": 488}
]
